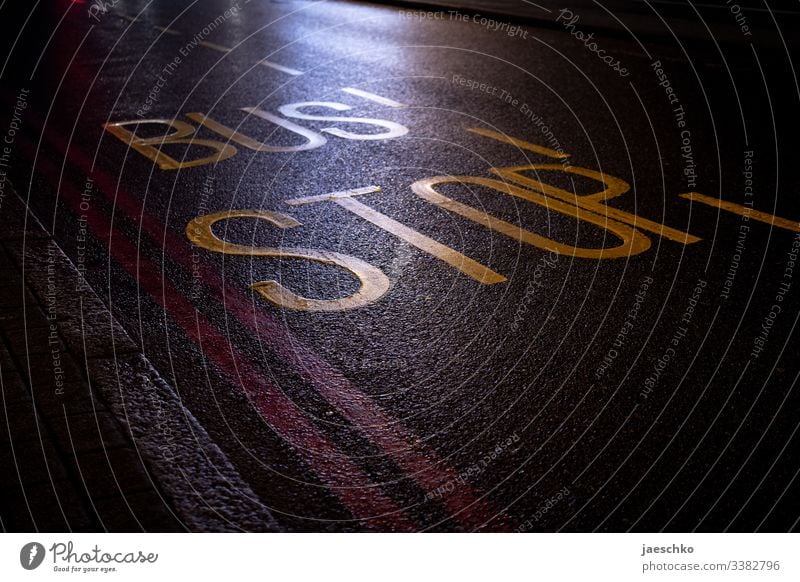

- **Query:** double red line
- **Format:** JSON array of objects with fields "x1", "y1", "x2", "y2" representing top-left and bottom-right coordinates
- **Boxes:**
[{"x1": 15, "y1": 111, "x2": 511, "y2": 531}]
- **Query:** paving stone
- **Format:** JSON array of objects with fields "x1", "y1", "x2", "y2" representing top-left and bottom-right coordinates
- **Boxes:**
[
  {"x1": 89, "y1": 353, "x2": 279, "y2": 531},
  {"x1": 0, "y1": 478, "x2": 95, "y2": 532},
  {"x1": 4, "y1": 322, "x2": 58, "y2": 355},
  {"x1": 21, "y1": 349, "x2": 85, "y2": 392},
  {"x1": 0, "y1": 401, "x2": 45, "y2": 445},
  {"x1": 0, "y1": 248, "x2": 18, "y2": 271},
  {"x1": 69, "y1": 446, "x2": 157, "y2": 502},
  {"x1": 0, "y1": 304, "x2": 50, "y2": 336},
  {"x1": 0, "y1": 436, "x2": 70, "y2": 487},
  {"x1": 1, "y1": 371, "x2": 30, "y2": 404},
  {"x1": 59, "y1": 308, "x2": 139, "y2": 360},
  {"x1": 0, "y1": 286, "x2": 38, "y2": 310},
  {"x1": 0, "y1": 307, "x2": 25, "y2": 332},
  {"x1": 5, "y1": 238, "x2": 108, "y2": 316},
  {"x1": 35, "y1": 380, "x2": 103, "y2": 420},
  {"x1": 0, "y1": 269, "x2": 23, "y2": 291},
  {"x1": 0, "y1": 340, "x2": 16, "y2": 372},
  {"x1": 48, "y1": 409, "x2": 130, "y2": 454},
  {"x1": 93, "y1": 489, "x2": 186, "y2": 532},
  {"x1": 0, "y1": 190, "x2": 187, "y2": 532},
  {"x1": 0, "y1": 194, "x2": 51, "y2": 241}
]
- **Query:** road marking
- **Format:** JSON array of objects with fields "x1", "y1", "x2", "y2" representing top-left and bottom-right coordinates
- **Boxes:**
[
  {"x1": 468, "y1": 127, "x2": 569, "y2": 159},
  {"x1": 473, "y1": 129, "x2": 699, "y2": 245},
  {"x1": 118, "y1": 12, "x2": 303, "y2": 75},
  {"x1": 286, "y1": 185, "x2": 382, "y2": 205},
  {"x1": 154, "y1": 25, "x2": 181, "y2": 36},
  {"x1": 24, "y1": 137, "x2": 415, "y2": 531},
  {"x1": 24, "y1": 116, "x2": 509, "y2": 530},
  {"x1": 104, "y1": 119, "x2": 237, "y2": 170},
  {"x1": 412, "y1": 175, "x2": 652, "y2": 259},
  {"x1": 105, "y1": 97, "x2": 407, "y2": 169},
  {"x1": 198, "y1": 40, "x2": 232, "y2": 53},
  {"x1": 10, "y1": 218, "x2": 279, "y2": 530},
  {"x1": 188, "y1": 109, "x2": 325, "y2": 153},
  {"x1": 286, "y1": 186, "x2": 507, "y2": 284},
  {"x1": 495, "y1": 164, "x2": 701, "y2": 244},
  {"x1": 680, "y1": 192, "x2": 800, "y2": 232},
  {"x1": 187, "y1": 209, "x2": 391, "y2": 311},
  {"x1": 342, "y1": 87, "x2": 404, "y2": 107},
  {"x1": 260, "y1": 58, "x2": 303, "y2": 76},
  {"x1": 278, "y1": 101, "x2": 408, "y2": 140}
]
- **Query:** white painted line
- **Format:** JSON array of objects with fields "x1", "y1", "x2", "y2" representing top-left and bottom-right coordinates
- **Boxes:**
[
  {"x1": 342, "y1": 87, "x2": 405, "y2": 107},
  {"x1": 119, "y1": 22, "x2": 302, "y2": 77},
  {"x1": 154, "y1": 25, "x2": 182, "y2": 36},
  {"x1": 260, "y1": 58, "x2": 303, "y2": 76},
  {"x1": 286, "y1": 186, "x2": 381, "y2": 206},
  {"x1": 199, "y1": 40, "x2": 232, "y2": 53},
  {"x1": 191, "y1": 39, "x2": 304, "y2": 77}
]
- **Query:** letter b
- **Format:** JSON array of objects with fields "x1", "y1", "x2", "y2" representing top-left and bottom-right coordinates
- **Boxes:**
[{"x1": 104, "y1": 119, "x2": 237, "y2": 170}]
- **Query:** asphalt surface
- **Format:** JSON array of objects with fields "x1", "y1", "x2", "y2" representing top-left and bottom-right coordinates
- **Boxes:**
[{"x1": 1, "y1": 0, "x2": 799, "y2": 531}]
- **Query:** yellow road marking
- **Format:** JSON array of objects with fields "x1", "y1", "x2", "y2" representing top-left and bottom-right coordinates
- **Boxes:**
[
  {"x1": 188, "y1": 110, "x2": 325, "y2": 153},
  {"x1": 186, "y1": 210, "x2": 391, "y2": 311},
  {"x1": 468, "y1": 127, "x2": 569, "y2": 159},
  {"x1": 103, "y1": 119, "x2": 237, "y2": 170},
  {"x1": 680, "y1": 192, "x2": 800, "y2": 232},
  {"x1": 495, "y1": 164, "x2": 701, "y2": 244},
  {"x1": 412, "y1": 176, "x2": 652, "y2": 259},
  {"x1": 286, "y1": 187, "x2": 507, "y2": 284},
  {"x1": 470, "y1": 129, "x2": 698, "y2": 244}
]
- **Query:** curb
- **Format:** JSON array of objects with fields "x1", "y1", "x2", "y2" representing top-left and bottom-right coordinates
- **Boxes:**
[{"x1": 0, "y1": 183, "x2": 279, "y2": 532}]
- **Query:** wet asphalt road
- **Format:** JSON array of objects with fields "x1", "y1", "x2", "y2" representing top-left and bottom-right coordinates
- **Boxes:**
[{"x1": 1, "y1": 0, "x2": 799, "y2": 531}]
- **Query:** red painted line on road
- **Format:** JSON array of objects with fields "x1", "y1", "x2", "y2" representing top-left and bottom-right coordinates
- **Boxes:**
[
  {"x1": 25, "y1": 113, "x2": 510, "y2": 531},
  {"x1": 19, "y1": 136, "x2": 417, "y2": 531}
]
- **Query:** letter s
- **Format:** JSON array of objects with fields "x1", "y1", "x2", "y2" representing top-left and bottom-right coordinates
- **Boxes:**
[
  {"x1": 277, "y1": 101, "x2": 408, "y2": 140},
  {"x1": 186, "y1": 210, "x2": 390, "y2": 311}
]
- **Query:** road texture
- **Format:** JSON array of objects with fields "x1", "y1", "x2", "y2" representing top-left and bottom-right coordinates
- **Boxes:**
[{"x1": 1, "y1": 0, "x2": 799, "y2": 532}]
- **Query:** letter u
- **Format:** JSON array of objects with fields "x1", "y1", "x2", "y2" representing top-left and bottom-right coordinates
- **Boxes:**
[{"x1": 186, "y1": 108, "x2": 326, "y2": 153}]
